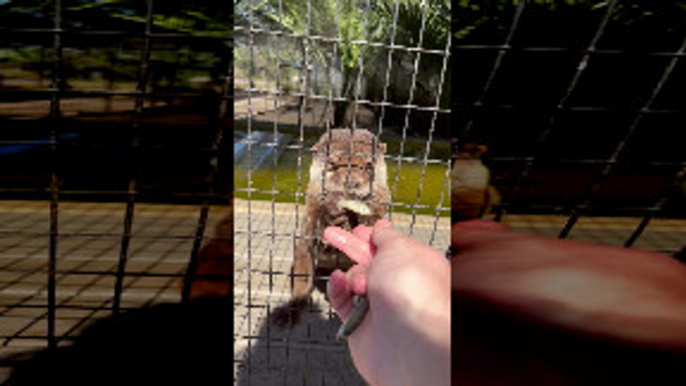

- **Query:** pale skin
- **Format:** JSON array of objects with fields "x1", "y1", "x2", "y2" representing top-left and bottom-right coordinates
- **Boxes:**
[
  {"x1": 452, "y1": 220, "x2": 686, "y2": 385},
  {"x1": 324, "y1": 219, "x2": 451, "y2": 386},
  {"x1": 327, "y1": 219, "x2": 686, "y2": 385},
  {"x1": 451, "y1": 220, "x2": 686, "y2": 351}
]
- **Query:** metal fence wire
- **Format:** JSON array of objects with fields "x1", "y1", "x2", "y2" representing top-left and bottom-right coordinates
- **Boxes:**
[
  {"x1": 0, "y1": 0, "x2": 234, "y2": 383},
  {"x1": 233, "y1": 0, "x2": 450, "y2": 384},
  {"x1": 0, "y1": 0, "x2": 685, "y2": 385},
  {"x1": 455, "y1": 0, "x2": 686, "y2": 257}
]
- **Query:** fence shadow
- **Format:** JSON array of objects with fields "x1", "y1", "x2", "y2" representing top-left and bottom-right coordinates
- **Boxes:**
[
  {"x1": 4, "y1": 298, "x2": 234, "y2": 386},
  {"x1": 235, "y1": 302, "x2": 366, "y2": 386}
]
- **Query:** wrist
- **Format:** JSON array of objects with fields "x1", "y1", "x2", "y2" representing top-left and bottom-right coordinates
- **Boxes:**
[{"x1": 396, "y1": 278, "x2": 451, "y2": 385}]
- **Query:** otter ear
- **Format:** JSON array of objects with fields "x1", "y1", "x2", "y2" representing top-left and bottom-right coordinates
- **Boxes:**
[
  {"x1": 378, "y1": 142, "x2": 387, "y2": 155},
  {"x1": 310, "y1": 140, "x2": 323, "y2": 153}
]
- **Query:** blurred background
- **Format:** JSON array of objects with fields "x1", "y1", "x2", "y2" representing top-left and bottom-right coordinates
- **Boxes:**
[
  {"x1": 0, "y1": 0, "x2": 233, "y2": 383},
  {"x1": 0, "y1": 0, "x2": 233, "y2": 201},
  {"x1": 453, "y1": 1, "x2": 686, "y2": 301},
  {"x1": 456, "y1": 0, "x2": 686, "y2": 217}
]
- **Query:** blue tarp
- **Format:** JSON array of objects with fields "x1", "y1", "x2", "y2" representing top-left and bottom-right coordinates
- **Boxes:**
[{"x1": 0, "y1": 133, "x2": 80, "y2": 157}]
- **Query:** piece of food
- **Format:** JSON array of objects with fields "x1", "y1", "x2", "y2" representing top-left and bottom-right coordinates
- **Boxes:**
[{"x1": 337, "y1": 199, "x2": 372, "y2": 216}]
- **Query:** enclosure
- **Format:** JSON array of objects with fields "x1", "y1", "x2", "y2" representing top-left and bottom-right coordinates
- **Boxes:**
[
  {"x1": 0, "y1": 0, "x2": 685, "y2": 385},
  {"x1": 233, "y1": 0, "x2": 450, "y2": 383},
  {"x1": 456, "y1": 0, "x2": 686, "y2": 251},
  {"x1": 0, "y1": 0, "x2": 451, "y2": 384},
  {"x1": 0, "y1": 0, "x2": 234, "y2": 383}
]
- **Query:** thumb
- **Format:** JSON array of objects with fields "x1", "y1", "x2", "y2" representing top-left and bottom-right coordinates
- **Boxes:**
[
  {"x1": 327, "y1": 265, "x2": 368, "y2": 321},
  {"x1": 370, "y1": 219, "x2": 404, "y2": 249},
  {"x1": 327, "y1": 269, "x2": 353, "y2": 320}
]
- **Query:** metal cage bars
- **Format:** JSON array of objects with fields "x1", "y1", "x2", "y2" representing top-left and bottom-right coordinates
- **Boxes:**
[
  {"x1": 233, "y1": 0, "x2": 451, "y2": 382},
  {"x1": 0, "y1": 0, "x2": 234, "y2": 352},
  {"x1": 455, "y1": 0, "x2": 686, "y2": 249}
]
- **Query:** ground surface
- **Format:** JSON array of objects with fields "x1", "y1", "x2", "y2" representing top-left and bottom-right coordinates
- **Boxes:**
[{"x1": 0, "y1": 199, "x2": 684, "y2": 384}]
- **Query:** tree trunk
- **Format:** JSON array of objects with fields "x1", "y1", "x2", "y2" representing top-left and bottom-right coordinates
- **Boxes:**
[{"x1": 332, "y1": 100, "x2": 349, "y2": 128}]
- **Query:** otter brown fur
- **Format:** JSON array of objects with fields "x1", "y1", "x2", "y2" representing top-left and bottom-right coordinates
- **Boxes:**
[{"x1": 273, "y1": 128, "x2": 389, "y2": 326}]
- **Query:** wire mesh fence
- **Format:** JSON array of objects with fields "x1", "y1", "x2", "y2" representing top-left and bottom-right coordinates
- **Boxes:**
[
  {"x1": 233, "y1": 0, "x2": 450, "y2": 383},
  {"x1": 1, "y1": 0, "x2": 685, "y2": 384},
  {"x1": 455, "y1": 1, "x2": 686, "y2": 253},
  {"x1": 0, "y1": 0, "x2": 233, "y2": 383}
]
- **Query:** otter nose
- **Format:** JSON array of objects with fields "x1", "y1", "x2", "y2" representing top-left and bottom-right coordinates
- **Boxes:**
[
  {"x1": 345, "y1": 182, "x2": 373, "y2": 200},
  {"x1": 345, "y1": 180, "x2": 361, "y2": 191}
]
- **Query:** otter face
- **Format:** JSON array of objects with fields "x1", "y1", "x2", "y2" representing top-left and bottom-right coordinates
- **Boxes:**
[{"x1": 309, "y1": 129, "x2": 388, "y2": 200}]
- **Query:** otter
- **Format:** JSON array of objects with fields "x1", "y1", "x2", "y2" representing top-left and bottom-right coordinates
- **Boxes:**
[
  {"x1": 452, "y1": 143, "x2": 500, "y2": 224},
  {"x1": 272, "y1": 128, "x2": 390, "y2": 327}
]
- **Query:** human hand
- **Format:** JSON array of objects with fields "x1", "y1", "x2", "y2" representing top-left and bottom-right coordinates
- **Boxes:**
[
  {"x1": 324, "y1": 219, "x2": 450, "y2": 386},
  {"x1": 451, "y1": 220, "x2": 686, "y2": 385},
  {"x1": 452, "y1": 220, "x2": 686, "y2": 349}
]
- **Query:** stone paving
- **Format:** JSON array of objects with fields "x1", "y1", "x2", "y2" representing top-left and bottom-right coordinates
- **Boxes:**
[{"x1": 0, "y1": 199, "x2": 684, "y2": 384}]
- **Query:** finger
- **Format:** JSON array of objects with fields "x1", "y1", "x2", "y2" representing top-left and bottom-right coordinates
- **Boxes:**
[
  {"x1": 352, "y1": 225, "x2": 373, "y2": 243},
  {"x1": 346, "y1": 264, "x2": 368, "y2": 296},
  {"x1": 327, "y1": 269, "x2": 353, "y2": 320},
  {"x1": 370, "y1": 219, "x2": 404, "y2": 250},
  {"x1": 352, "y1": 225, "x2": 375, "y2": 260},
  {"x1": 324, "y1": 226, "x2": 373, "y2": 265}
]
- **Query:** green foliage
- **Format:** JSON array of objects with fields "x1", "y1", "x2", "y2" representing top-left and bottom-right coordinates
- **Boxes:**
[
  {"x1": 1, "y1": 0, "x2": 233, "y2": 87},
  {"x1": 2, "y1": 0, "x2": 51, "y2": 15},
  {"x1": 238, "y1": 0, "x2": 450, "y2": 107},
  {"x1": 338, "y1": 2, "x2": 365, "y2": 69},
  {"x1": 453, "y1": 0, "x2": 686, "y2": 42},
  {"x1": 2, "y1": 0, "x2": 232, "y2": 33}
]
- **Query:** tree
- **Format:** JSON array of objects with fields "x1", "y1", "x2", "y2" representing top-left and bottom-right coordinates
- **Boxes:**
[{"x1": 236, "y1": 0, "x2": 451, "y2": 132}]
